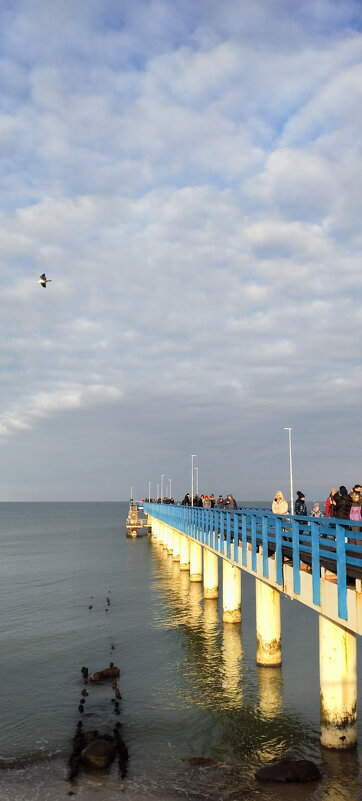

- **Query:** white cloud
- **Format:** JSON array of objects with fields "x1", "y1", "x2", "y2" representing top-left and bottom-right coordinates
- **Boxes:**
[{"x1": 0, "y1": 0, "x2": 362, "y2": 498}]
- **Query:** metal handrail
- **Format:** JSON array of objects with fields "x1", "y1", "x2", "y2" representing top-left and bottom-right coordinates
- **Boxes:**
[{"x1": 144, "y1": 502, "x2": 362, "y2": 622}]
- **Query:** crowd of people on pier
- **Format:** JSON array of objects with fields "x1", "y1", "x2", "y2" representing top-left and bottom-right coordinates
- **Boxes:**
[
  {"x1": 272, "y1": 484, "x2": 362, "y2": 524},
  {"x1": 145, "y1": 484, "x2": 362, "y2": 525}
]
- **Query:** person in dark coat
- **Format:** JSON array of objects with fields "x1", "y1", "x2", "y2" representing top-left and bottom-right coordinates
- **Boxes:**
[
  {"x1": 217, "y1": 495, "x2": 224, "y2": 508},
  {"x1": 294, "y1": 491, "x2": 307, "y2": 516},
  {"x1": 182, "y1": 493, "x2": 191, "y2": 506},
  {"x1": 334, "y1": 486, "x2": 352, "y2": 520},
  {"x1": 224, "y1": 494, "x2": 237, "y2": 510}
]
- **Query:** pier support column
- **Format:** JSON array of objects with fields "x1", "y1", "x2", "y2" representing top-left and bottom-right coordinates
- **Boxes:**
[
  {"x1": 319, "y1": 615, "x2": 357, "y2": 749},
  {"x1": 172, "y1": 530, "x2": 180, "y2": 561},
  {"x1": 180, "y1": 535, "x2": 190, "y2": 570},
  {"x1": 204, "y1": 550, "x2": 218, "y2": 599},
  {"x1": 167, "y1": 526, "x2": 173, "y2": 554},
  {"x1": 190, "y1": 541, "x2": 202, "y2": 582},
  {"x1": 256, "y1": 579, "x2": 281, "y2": 667},
  {"x1": 223, "y1": 562, "x2": 241, "y2": 622}
]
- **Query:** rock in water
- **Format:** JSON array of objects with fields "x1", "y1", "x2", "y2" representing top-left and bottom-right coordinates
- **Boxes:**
[
  {"x1": 255, "y1": 759, "x2": 321, "y2": 783},
  {"x1": 81, "y1": 738, "x2": 116, "y2": 769},
  {"x1": 89, "y1": 666, "x2": 120, "y2": 682}
]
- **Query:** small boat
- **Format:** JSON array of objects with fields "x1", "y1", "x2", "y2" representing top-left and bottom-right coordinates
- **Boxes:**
[{"x1": 126, "y1": 500, "x2": 148, "y2": 538}]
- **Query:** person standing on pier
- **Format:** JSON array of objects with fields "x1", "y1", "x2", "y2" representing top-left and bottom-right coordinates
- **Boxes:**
[
  {"x1": 334, "y1": 486, "x2": 352, "y2": 519},
  {"x1": 224, "y1": 494, "x2": 237, "y2": 510},
  {"x1": 325, "y1": 488, "x2": 337, "y2": 517},
  {"x1": 272, "y1": 491, "x2": 288, "y2": 514},
  {"x1": 294, "y1": 491, "x2": 307, "y2": 516}
]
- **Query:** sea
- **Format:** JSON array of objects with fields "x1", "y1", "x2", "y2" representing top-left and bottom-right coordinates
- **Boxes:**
[{"x1": 0, "y1": 501, "x2": 361, "y2": 801}]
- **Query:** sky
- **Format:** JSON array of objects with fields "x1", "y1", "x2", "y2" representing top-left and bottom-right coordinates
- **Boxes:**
[{"x1": 1, "y1": 0, "x2": 362, "y2": 503}]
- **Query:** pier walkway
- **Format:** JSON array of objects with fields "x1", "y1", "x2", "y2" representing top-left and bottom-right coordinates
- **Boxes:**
[{"x1": 144, "y1": 502, "x2": 362, "y2": 751}]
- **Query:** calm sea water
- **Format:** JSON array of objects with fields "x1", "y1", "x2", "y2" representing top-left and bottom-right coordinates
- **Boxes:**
[{"x1": 0, "y1": 502, "x2": 361, "y2": 801}]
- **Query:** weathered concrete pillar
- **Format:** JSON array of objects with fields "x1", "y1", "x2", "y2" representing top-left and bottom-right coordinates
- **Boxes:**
[
  {"x1": 223, "y1": 561, "x2": 241, "y2": 623},
  {"x1": 172, "y1": 530, "x2": 180, "y2": 561},
  {"x1": 167, "y1": 525, "x2": 173, "y2": 554},
  {"x1": 319, "y1": 615, "x2": 357, "y2": 749},
  {"x1": 180, "y1": 534, "x2": 190, "y2": 570},
  {"x1": 190, "y1": 541, "x2": 202, "y2": 582},
  {"x1": 256, "y1": 578, "x2": 281, "y2": 667},
  {"x1": 203, "y1": 550, "x2": 218, "y2": 599}
]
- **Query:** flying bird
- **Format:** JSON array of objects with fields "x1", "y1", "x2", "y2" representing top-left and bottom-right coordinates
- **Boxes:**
[{"x1": 38, "y1": 273, "x2": 51, "y2": 288}]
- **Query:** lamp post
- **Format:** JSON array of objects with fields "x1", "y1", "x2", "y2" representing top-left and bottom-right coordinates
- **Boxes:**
[
  {"x1": 284, "y1": 427, "x2": 294, "y2": 515},
  {"x1": 157, "y1": 483, "x2": 159, "y2": 501},
  {"x1": 195, "y1": 467, "x2": 199, "y2": 496},
  {"x1": 161, "y1": 474, "x2": 164, "y2": 503},
  {"x1": 148, "y1": 481, "x2": 151, "y2": 502},
  {"x1": 168, "y1": 478, "x2": 172, "y2": 499},
  {"x1": 191, "y1": 455, "x2": 197, "y2": 506}
]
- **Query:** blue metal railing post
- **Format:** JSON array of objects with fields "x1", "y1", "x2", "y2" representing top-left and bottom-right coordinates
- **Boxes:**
[
  {"x1": 311, "y1": 520, "x2": 321, "y2": 607},
  {"x1": 262, "y1": 515, "x2": 269, "y2": 578},
  {"x1": 291, "y1": 517, "x2": 301, "y2": 595},
  {"x1": 275, "y1": 516, "x2": 283, "y2": 585},
  {"x1": 336, "y1": 523, "x2": 348, "y2": 620},
  {"x1": 226, "y1": 514, "x2": 231, "y2": 559},
  {"x1": 220, "y1": 511, "x2": 225, "y2": 555},
  {"x1": 233, "y1": 512, "x2": 239, "y2": 562},
  {"x1": 251, "y1": 516, "x2": 257, "y2": 572},
  {"x1": 242, "y1": 514, "x2": 247, "y2": 566}
]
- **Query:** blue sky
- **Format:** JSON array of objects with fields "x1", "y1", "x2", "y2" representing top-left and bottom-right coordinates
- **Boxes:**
[{"x1": 1, "y1": 0, "x2": 362, "y2": 503}]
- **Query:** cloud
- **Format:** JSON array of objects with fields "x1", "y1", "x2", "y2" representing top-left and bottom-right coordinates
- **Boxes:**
[{"x1": 0, "y1": 0, "x2": 362, "y2": 498}]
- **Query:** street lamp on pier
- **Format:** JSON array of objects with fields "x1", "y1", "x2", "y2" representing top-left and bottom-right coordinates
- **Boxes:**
[
  {"x1": 284, "y1": 427, "x2": 294, "y2": 515},
  {"x1": 195, "y1": 467, "x2": 199, "y2": 496},
  {"x1": 168, "y1": 478, "x2": 172, "y2": 499},
  {"x1": 161, "y1": 475, "x2": 164, "y2": 503},
  {"x1": 191, "y1": 455, "x2": 197, "y2": 506}
]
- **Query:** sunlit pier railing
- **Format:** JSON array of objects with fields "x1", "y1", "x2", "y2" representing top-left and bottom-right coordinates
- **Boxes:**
[{"x1": 144, "y1": 502, "x2": 362, "y2": 751}]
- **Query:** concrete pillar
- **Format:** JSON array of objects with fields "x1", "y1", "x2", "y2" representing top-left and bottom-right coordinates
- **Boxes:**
[
  {"x1": 256, "y1": 579, "x2": 281, "y2": 667},
  {"x1": 319, "y1": 615, "x2": 357, "y2": 749},
  {"x1": 190, "y1": 541, "x2": 202, "y2": 582},
  {"x1": 223, "y1": 561, "x2": 241, "y2": 623},
  {"x1": 180, "y1": 534, "x2": 190, "y2": 570},
  {"x1": 167, "y1": 526, "x2": 173, "y2": 554},
  {"x1": 172, "y1": 530, "x2": 180, "y2": 561},
  {"x1": 204, "y1": 550, "x2": 218, "y2": 599}
]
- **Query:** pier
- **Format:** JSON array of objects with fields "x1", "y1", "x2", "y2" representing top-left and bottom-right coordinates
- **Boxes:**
[{"x1": 144, "y1": 502, "x2": 362, "y2": 750}]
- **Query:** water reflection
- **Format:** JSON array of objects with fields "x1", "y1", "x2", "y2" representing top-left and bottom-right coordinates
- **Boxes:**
[
  {"x1": 149, "y1": 541, "x2": 362, "y2": 801},
  {"x1": 320, "y1": 748, "x2": 360, "y2": 801},
  {"x1": 221, "y1": 623, "x2": 243, "y2": 707},
  {"x1": 257, "y1": 666, "x2": 283, "y2": 719}
]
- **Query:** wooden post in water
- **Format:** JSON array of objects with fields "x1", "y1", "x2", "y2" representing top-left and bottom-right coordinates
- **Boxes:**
[
  {"x1": 319, "y1": 615, "x2": 357, "y2": 749},
  {"x1": 223, "y1": 562, "x2": 241, "y2": 622},
  {"x1": 179, "y1": 534, "x2": 190, "y2": 570},
  {"x1": 203, "y1": 550, "x2": 218, "y2": 598},
  {"x1": 190, "y1": 541, "x2": 202, "y2": 582},
  {"x1": 256, "y1": 579, "x2": 281, "y2": 666}
]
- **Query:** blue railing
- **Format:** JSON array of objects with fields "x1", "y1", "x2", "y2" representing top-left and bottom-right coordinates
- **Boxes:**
[{"x1": 144, "y1": 503, "x2": 362, "y2": 622}]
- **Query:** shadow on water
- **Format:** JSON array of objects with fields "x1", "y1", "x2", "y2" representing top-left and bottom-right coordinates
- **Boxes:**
[{"x1": 149, "y1": 541, "x2": 362, "y2": 801}]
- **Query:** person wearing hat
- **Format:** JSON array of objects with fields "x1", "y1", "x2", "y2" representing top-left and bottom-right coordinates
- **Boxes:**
[{"x1": 294, "y1": 491, "x2": 307, "y2": 516}]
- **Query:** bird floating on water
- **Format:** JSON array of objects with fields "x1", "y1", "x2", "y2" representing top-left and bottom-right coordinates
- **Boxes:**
[{"x1": 38, "y1": 273, "x2": 51, "y2": 288}]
